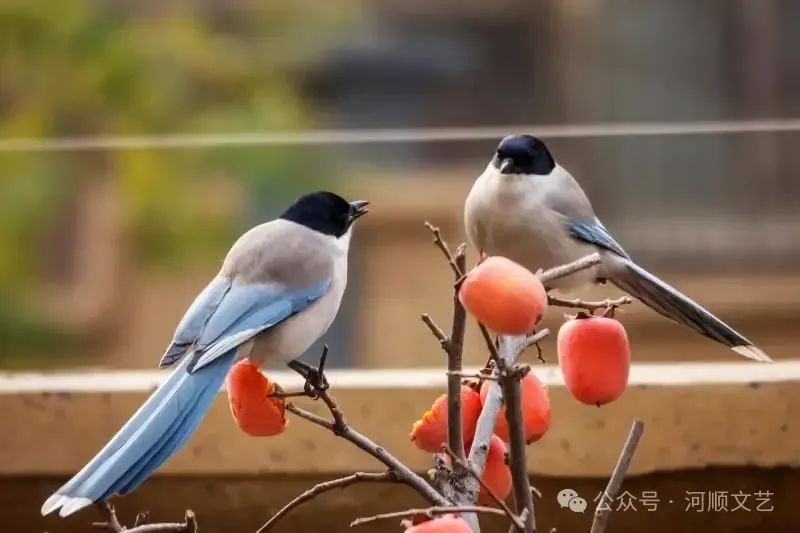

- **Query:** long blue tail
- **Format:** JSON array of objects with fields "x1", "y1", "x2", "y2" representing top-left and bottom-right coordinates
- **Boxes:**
[{"x1": 41, "y1": 351, "x2": 236, "y2": 517}]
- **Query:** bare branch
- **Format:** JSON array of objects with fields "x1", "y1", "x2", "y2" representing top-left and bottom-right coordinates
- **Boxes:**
[
  {"x1": 447, "y1": 370, "x2": 497, "y2": 381},
  {"x1": 134, "y1": 511, "x2": 151, "y2": 527},
  {"x1": 538, "y1": 253, "x2": 601, "y2": 285},
  {"x1": 590, "y1": 420, "x2": 645, "y2": 533},
  {"x1": 421, "y1": 313, "x2": 449, "y2": 347},
  {"x1": 423, "y1": 224, "x2": 475, "y2": 528},
  {"x1": 464, "y1": 334, "x2": 533, "y2": 530},
  {"x1": 256, "y1": 472, "x2": 394, "y2": 532},
  {"x1": 93, "y1": 503, "x2": 124, "y2": 532},
  {"x1": 548, "y1": 295, "x2": 632, "y2": 312},
  {"x1": 93, "y1": 504, "x2": 196, "y2": 533},
  {"x1": 447, "y1": 250, "x2": 468, "y2": 460},
  {"x1": 477, "y1": 322, "x2": 501, "y2": 363},
  {"x1": 269, "y1": 390, "x2": 316, "y2": 399},
  {"x1": 525, "y1": 330, "x2": 550, "y2": 347},
  {"x1": 500, "y1": 364, "x2": 536, "y2": 532},
  {"x1": 525, "y1": 329, "x2": 550, "y2": 365},
  {"x1": 424, "y1": 222, "x2": 464, "y2": 278},
  {"x1": 442, "y1": 446, "x2": 526, "y2": 531},
  {"x1": 286, "y1": 403, "x2": 335, "y2": 430},
  {"x1": 511, "y1": 509, "x2": 532, "y2": 533},
  {"x1": 351, "y1": 506, "x2": 507, "y2": 527},
  {"x1": 284, "y1": 350, "x2": 450, "y2": 508}
]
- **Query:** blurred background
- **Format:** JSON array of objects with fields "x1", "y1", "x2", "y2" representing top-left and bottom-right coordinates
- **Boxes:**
[
  {"x1": 0, "y1": 0, "x2": 798, "y2": 371},
  {"x1": 1, "y1": 1, "x2": 799, "y2": 531}
]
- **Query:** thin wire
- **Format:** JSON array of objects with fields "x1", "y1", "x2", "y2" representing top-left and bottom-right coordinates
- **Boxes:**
[{"x1": 0, "y1": 118, "x2": 798, "y2": 153}]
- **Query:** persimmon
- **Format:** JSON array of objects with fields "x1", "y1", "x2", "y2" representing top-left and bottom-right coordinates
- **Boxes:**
[
  {"x1": 458, "y1": 256, "x2": 547, "y2": 334},
  {"x1": 480, "y1": 371, "x2": 550, "y2": 443},
  {"x1": 226, "y1": 360, "x2": 287, "y2": 437},
  {"x1": 410, "y1": 387, "x2": 482, "y2": 453},
  {"x1": 476, "y1": 435, "x2": 512, "y2": 505},
  {"x1": 405, "y1": 515, "x2": 472, "y2": 532},
  {"x1": 558, "y1": 313, "x2": 630, "y2": 406},
  {"x1": 442, "y1": 434, "x2": 511, "y2": 505}
]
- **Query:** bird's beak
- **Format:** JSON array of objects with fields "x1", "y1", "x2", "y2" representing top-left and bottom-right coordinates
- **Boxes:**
[
  {"x1": 499, "y1": 157, "x2": 515, "y2": 174},
  {"x1": 349, "y1": 200, "x2": 370, "y2": 221}
]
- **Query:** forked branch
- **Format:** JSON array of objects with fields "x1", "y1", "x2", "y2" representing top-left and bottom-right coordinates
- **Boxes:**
[
  {"x1": 92, "y1": 503, "x2": 197, "y2": 533},
  {"x1": 258, "y1": 345, "x2": 449, "y2": 533},
  {"x1": 256, "y1": 472, "x2": 395, "y2": 532},
  {"x1": 351, "y1": 506, "x2": 508, "y2": 528}
]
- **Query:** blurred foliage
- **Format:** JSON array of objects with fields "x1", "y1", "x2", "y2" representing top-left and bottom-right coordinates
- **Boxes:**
[{"x1": 0, "y1": 0, "x2": 358, "y2": 359}]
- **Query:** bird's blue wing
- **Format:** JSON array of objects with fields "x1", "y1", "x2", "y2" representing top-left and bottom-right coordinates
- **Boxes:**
[
  {"x1": 187, "y1": 279, "x2": 331, "y2": 373},
  {"x1": 568, "y1": 218, "x2": 629, "y2": 258},
  {"x1": 160, "y1": 277, "x2": 232, "y2": 367},
  {"x1": 159, "y1": 276, "x2": 330, "y2": 371}
]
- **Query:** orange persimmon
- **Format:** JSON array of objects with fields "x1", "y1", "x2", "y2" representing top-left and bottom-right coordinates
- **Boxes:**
[
  {"x1": 441, "y1": 436, "x2": 511, "y2": 505},
  {"x1": 226, "y1": 360, "x2": 287, "y2": 437},
  {"x1": 476, "y1": 435, "x2": 512, "y2": 505},
  {"x1": 410, "y1": 386, "x2": 482, "y2": 453},
  {"x1": 405, "y1": 515, "x2": 472, "y2": 532},
  {"x1": 558, "y1": 314, "x2": 630, "y2": 406},
  {"x1": 480, "y1": 371, "x2": 550, "y2": 443},
  {"x1": 458, "y1": 256, "x2": 547, "y2": 335}
]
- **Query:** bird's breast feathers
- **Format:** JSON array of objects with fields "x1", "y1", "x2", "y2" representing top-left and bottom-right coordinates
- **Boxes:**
[
  {"x1": 466, "y1": 164, "x2": 598, "y2": 289},
  {"x1": 249, "y1": 244, "x2": 348, "y2": 364}
]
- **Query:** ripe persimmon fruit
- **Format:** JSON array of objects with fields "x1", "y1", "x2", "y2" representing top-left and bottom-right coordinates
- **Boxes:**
[
  {"x1": 458, "y1": 256, "x2": 547, "y2": 335},
  {"x1": 558, "y1": 313, "x2": 630, "y2": 406},
  {"x1": 226, "y1": 360, "x2": 287, "y2": 437},
  {"x1": 410, "y1": 386, "x2": 482, "y2": 453},
  {"x1": 480, "y1": 371, "x2": 550, "y2": 443}
]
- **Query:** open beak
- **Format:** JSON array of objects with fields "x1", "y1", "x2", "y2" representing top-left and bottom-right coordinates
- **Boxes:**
[
  {"x1": 349, "y1": 200, "x2": 370, "y2": 221},
  {"x1": 499, "y1": 157, "x2": 515, "y2": 174}
]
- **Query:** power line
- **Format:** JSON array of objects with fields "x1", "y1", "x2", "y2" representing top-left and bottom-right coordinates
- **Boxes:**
[{"x1": 0, "y1": 118, "x2": 798, "y2": 153}]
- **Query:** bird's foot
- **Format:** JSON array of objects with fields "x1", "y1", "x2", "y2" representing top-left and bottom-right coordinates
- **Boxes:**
[{"x1": 287, "y1": 345, "x2": 330, "y2": 397}]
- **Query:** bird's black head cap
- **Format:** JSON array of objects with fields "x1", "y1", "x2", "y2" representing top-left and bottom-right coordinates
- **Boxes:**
[
  {"x1": 280, "y1": 191, "x2": 369, "y2": 237},
  {"x1": 492, "y1": 135, "x2": 555, "y2": 175}
]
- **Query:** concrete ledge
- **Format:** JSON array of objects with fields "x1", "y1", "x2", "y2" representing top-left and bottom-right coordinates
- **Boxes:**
[{"x1": 2, "y1": 362, "x2": 799, "y2": 478}]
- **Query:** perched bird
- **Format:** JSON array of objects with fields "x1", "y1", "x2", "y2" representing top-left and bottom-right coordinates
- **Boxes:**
[
  {"x1": 42, "y1": 191, "x2": 369, "y2": 517},
  {"x1": 464, "y1": 134, "x2": 770, "y2": 362}
]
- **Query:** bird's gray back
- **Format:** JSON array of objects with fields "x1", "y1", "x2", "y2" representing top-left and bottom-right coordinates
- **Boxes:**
[{"x1": 221, "y1": 219, "x2": 335, "y2": 287}]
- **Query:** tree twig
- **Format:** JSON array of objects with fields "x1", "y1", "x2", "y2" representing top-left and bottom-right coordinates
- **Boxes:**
[
  {"x1": 538, "y1": 253, "x2": 602, "y2": 285},
  {"x1": 268, "y1": 390, "x2": 314, "y2": 399},
  {"x1": 447, "y1": 370, "x2": 497, "y2": 381},
  {"x1": 463, "y1": 334, "x2": 532, "y2": 529},
  {"x1": 287, "y1": 402, "x2": 447, "y2": 506},
  {"x1": 424, "y1": 222, "x2": 464, "y2": 278},
  {"x1": 423, "y1": 222, "x2": 475, "y2": 527},
  {"x1": 421, "y1": 314, "x2": 449, "y2": 346},
  {"x1": 446, "y1": 249, "x2": 468, "y2": 460},
  {"x1": 442, "y1": 446, "x2": 526, "y2": 532},
  {"x1": 134, "y1": 511, "x2": 151, "y2": 527},
  {"x1": 351, "y1": 506, "x2": 507, "y2": 527},
  {"x1": 283, "y1": 349, "x2": 450, "y2": 508},
  {"x1": 590, "y1": 420, "x2": 645, "y2": 533},
  {"x1": 526, "y1": 330, "x2": 550, "y2": 348},
  {"x1": 93, "y1": 503, "x2": 197, "y2": 533},
  {"x1": 256, "y1": 472, "x2": 395, "y2": 532},
  {"x1": 500, "y1": 363, "x2": 536, "y2": 532},
  {"x1": 547, "y1": 295, "x2": 632, "y2": 312},
  {"x1": 477, "y1": 322, "x2": 501, "y2": 363}
]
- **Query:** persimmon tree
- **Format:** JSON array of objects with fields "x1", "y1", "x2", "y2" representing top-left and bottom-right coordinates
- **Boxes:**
[{"x1": 91, "y1": 224, "x2": 645, "y2": 533}]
